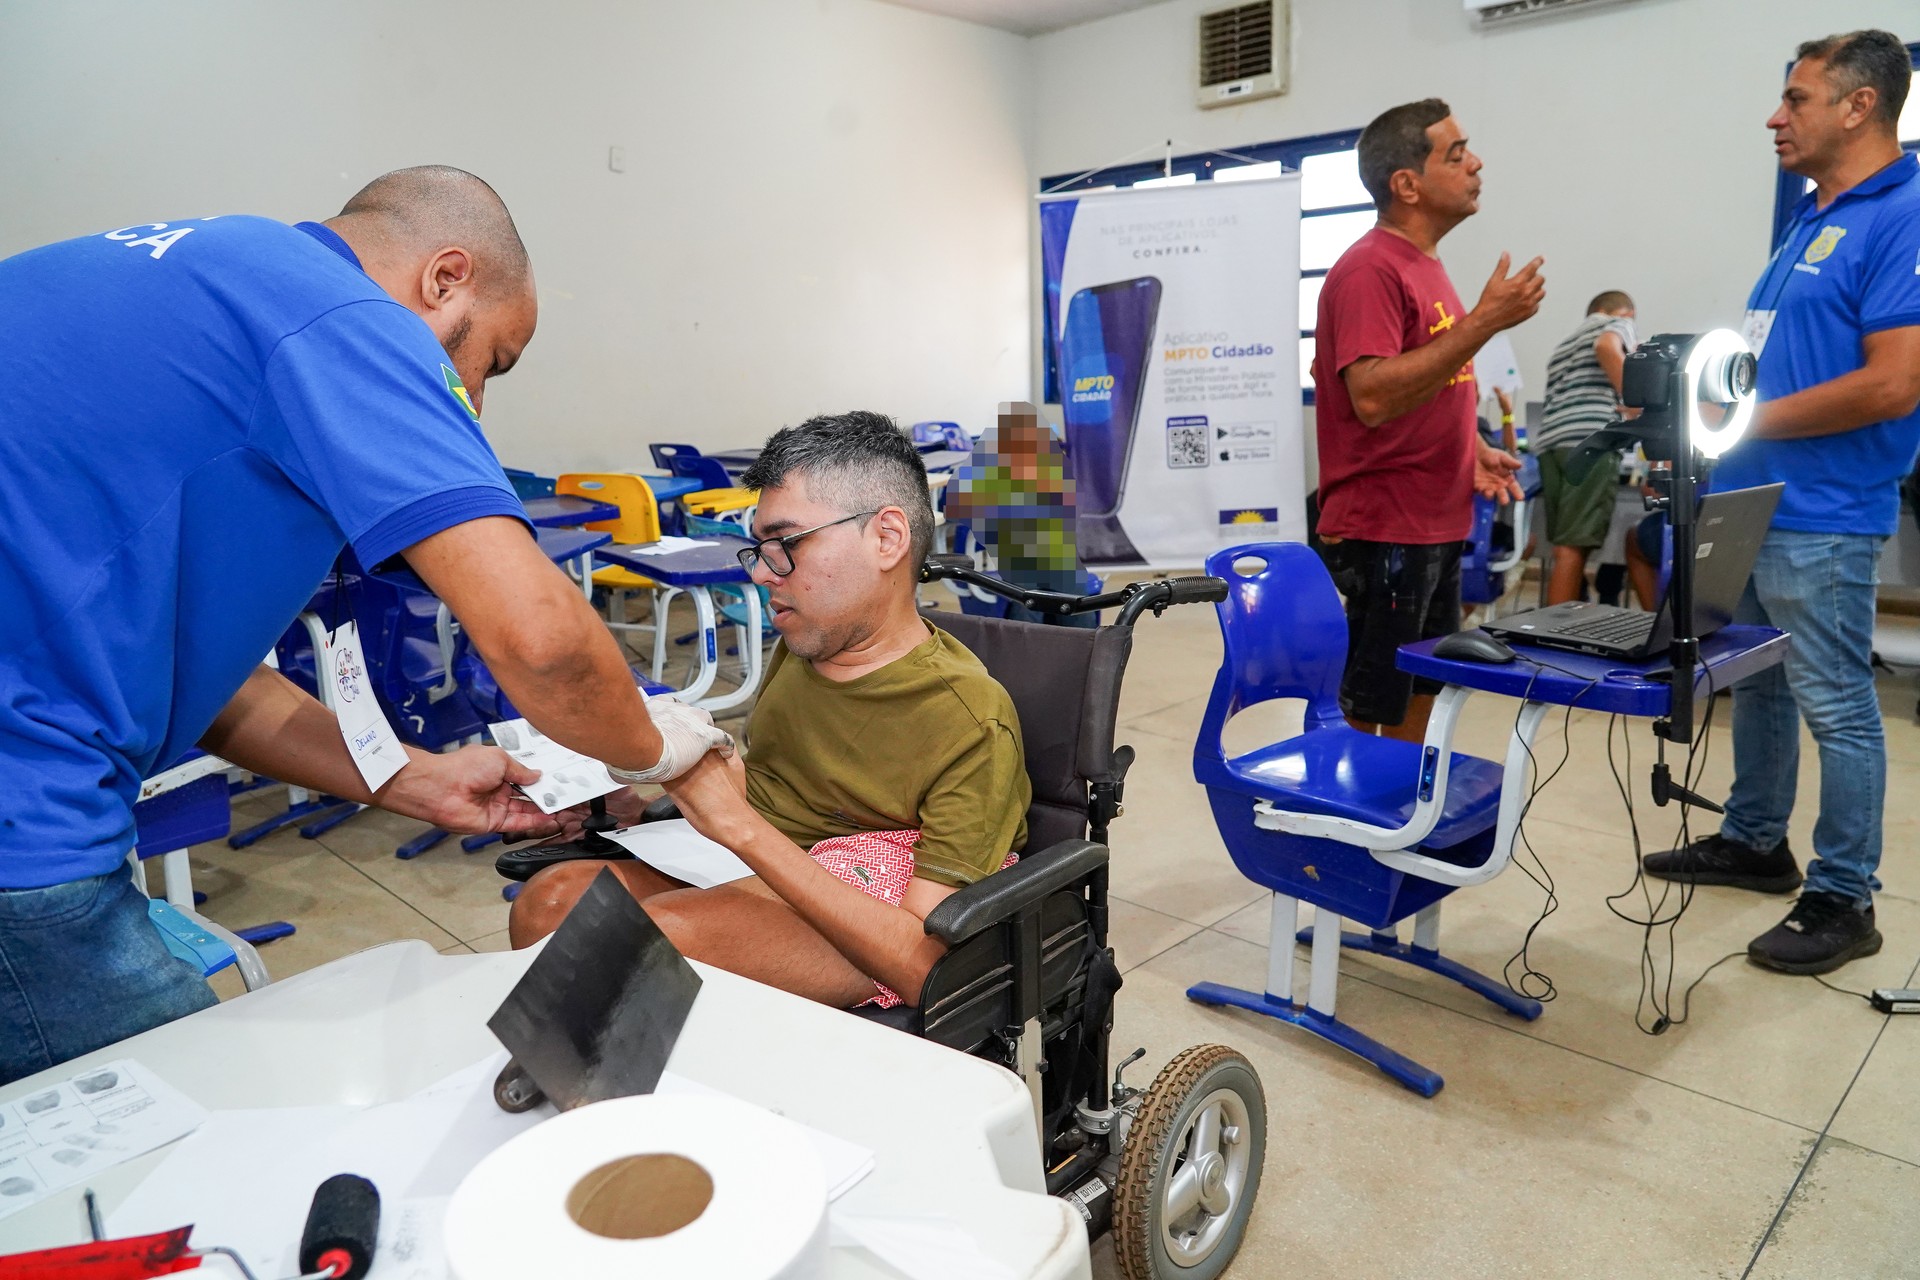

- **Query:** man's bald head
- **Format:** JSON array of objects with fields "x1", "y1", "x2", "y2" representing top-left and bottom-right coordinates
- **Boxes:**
[
  {"x1": 333, "y1": 165, "x2": 530, "y2": 297},
  {"x1": 326, "y1": 166, "x2": 538, "y2": 416}
]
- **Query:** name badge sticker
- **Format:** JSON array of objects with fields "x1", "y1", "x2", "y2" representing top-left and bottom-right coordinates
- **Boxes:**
[
  {"x1": 1741, "y1": 310, "x2": 1775, "y2": 360},
  {"x1": 324, "y1": 620, "x2": 410, "y2": 792}
]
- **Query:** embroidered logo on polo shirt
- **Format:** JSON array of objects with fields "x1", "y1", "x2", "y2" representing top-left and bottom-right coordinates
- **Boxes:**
[
  {"x1": 441, "y1": 363, "x2": 479, "y2": 420},
  {"x1": 1804, "y1": 225, "x2": 1847, "y2": 265}
]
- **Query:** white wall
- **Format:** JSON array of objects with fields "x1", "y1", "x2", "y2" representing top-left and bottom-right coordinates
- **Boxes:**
[
  {"x1": 1031, "y1": 0, "x2": 1917, "y2": 405},
  {"x1": 0, "y1": 0, "x2": 1034, "y2": 471}
]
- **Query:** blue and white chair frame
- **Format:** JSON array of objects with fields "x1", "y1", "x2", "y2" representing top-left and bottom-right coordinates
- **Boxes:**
[
  {"x1": 133, "y1": 753, "x2": 282, "y2": 991},
  {"x1": 1187, "y1": 543, "x2": 1548, "y2": 1096}
]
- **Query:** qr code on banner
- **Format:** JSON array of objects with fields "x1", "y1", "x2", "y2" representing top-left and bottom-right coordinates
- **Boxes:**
[{"x1": 1166, "y1": 419, "x2": 1209, "y2": 469}]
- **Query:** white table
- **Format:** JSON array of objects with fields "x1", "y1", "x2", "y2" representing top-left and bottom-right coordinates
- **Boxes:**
[{"x1": 0, "y1": 941, "x2": 1090, "y2": 1279}]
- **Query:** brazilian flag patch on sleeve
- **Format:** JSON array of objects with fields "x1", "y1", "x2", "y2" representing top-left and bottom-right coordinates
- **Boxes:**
[{"x1": 441, "y1": 363, "x2": 479, "y2": 420}]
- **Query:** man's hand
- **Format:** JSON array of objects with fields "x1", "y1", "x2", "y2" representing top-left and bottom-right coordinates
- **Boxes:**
[
  {"x1": 381, "y1": 745, "x2": 562, "y2": 838},
  {"x1": 1474, "y1": 442, "x2": 1525, "y2": 503},
  {"x1": 662, "y1": 751, "x2": 760, "y2": 850},
  {"x1": 608, "y1": 697, "x2": 735, "y2": 785},
  {"x1": 550, "y1": 785, "x2": 651, "y2": 841},
  {"x1": 1469, "y1": 253, "x2": 1546, "y2": 335}
]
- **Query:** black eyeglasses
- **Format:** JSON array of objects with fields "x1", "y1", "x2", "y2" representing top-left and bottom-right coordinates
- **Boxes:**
[{"x1": 736, "y1": 511, "x2": 878, "y2": 577}]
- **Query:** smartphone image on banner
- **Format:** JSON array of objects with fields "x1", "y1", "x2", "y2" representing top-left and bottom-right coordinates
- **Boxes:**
[{"x1": 1059, "y1": 277, "x2": 1162, "y2": 562}]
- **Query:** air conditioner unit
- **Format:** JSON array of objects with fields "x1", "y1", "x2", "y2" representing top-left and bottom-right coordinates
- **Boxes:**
[
  {"x1": 1466, "y1": 0, "x2": 1640, "y2": 27},
  {"x1": 1197, "y1": 1, "x2": 1288, "y2": 110}
]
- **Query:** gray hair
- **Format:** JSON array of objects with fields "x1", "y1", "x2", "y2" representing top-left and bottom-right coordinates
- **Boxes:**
[
  {"x1": 741, "y1": 411, "x2": 935, "y2": 567},
  {"x1": 1797, "y1": 30, "x2": 1911, "y2": 131},
  {"x1": 336, "y1": 165, "x2": 531, "y2": 296},
  {"x1": 1357, "y1": 98, "x2": 1452, "y2": 211}
]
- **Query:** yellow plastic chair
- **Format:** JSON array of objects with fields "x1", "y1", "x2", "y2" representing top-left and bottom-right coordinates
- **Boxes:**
[
  {"x1": 684, "y1": 487, "x2": 759, "y2": 521},
  {"x1": 557, "y1": 473, "x2": 679, "y2": 677}
]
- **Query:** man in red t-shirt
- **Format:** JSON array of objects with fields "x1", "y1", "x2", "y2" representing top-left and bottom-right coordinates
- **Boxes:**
[{"x1": 1313, "y1": 97, "x2": 1545, "y2": 741}]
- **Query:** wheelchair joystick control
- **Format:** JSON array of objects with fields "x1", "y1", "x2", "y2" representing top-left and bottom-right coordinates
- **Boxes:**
[{"x1": 577, "y1": 794, "x2": 621, "y2": 855}]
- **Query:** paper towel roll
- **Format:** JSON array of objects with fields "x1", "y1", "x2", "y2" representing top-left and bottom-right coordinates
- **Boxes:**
[{"x1": 445, "y1": 1093, "x2": 829, "y2": 1279}]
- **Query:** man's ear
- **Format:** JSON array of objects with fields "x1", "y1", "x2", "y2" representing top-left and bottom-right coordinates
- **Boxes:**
[
  {"x1": 418, "y1": 246, "x2": 477, "y2": 314},
  {"x1": 871, "y1": 506, "x2": 913, "y2": 570},
  {"x1": 1842, "y1": 86, "x2": 1879, "y2": 131},
  {"x1": 1389, "y1": 168, "x2": 1421, "y2": 208}
]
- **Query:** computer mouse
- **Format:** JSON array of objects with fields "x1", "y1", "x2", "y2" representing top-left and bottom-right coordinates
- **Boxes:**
[{"x1": 1433, "y1": 629, "x2": 1518, "y2": 664}]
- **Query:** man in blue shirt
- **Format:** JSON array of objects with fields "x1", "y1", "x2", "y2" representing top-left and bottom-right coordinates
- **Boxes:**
[
  {"x1": 1646, "y1": 32, "x2": 1920, "y2": 975},
  {"x1": 0, "y1": 167, "x2": 725, "y2": 1082}
]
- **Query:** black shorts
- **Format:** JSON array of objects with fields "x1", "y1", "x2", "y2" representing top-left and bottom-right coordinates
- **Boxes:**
[{"x1": 1316, "y1": 539, "x2": 1462, "y2": 726}]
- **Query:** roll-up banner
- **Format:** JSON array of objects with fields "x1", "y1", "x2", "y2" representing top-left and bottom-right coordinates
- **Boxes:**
[{"x1": 1040, "y1": 175, "x2": 1305, "y2": 567}]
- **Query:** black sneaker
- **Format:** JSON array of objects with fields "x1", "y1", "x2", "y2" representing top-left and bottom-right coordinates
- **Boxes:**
[
  {"x1": 1748, "y1": 892, "x2": 1882, "y2": 975},
  {"x1": 1642, "y1": 833, "x2": 1802, "y2": 894}
]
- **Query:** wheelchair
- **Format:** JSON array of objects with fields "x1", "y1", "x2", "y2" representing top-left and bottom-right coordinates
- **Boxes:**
[{"x1": 493, "y1": 558, "x2": 1267, "y2": 1280}]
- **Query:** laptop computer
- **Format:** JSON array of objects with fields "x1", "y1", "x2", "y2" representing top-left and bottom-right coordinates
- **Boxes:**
[{"x1": 1483, "y1": 482, "x2": 1784, "y2": 660}]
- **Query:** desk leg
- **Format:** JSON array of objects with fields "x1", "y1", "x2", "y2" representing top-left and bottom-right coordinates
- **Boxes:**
[
  {"x1": 671, "y1": 588, "x2": 720, "y2": 704},
  {"x1": 574, "y1": 553, "x2": 595, "y2": 600},
  {"x1": 695, "y1": 587, "x2": 764, "y2": 713}
]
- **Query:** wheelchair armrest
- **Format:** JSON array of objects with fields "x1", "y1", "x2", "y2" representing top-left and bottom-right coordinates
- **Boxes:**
[
  {"x1": 641, "y1": 795, "x2": 682, "y2": 823},
  {"x1": 921, "y1": 838, "x2": 1107, "y2": 947}
]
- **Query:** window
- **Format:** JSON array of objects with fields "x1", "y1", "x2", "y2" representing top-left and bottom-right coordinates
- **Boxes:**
[
  {"x1": 1040, "y1": 128, "x2": 1366, "y2": 405},
  {"x1": 1770, "y1": 45, "x2": 1920, "y2": 249}
]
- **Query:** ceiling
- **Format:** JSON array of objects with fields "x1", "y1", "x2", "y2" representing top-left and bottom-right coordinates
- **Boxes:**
[{"x1": 877, "y1": 0, "x2": 1171, "y2": 37}]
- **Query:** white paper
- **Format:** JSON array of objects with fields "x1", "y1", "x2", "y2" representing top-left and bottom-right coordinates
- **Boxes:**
[
  {"x1": 111, "y1": 1058, "x2": 554, "y2": 1280},
  {"x1": 628, "y1": 536, "x2": 718, "y2": 556},
  {"x1": 830, "y1": 1211, "x2": 1017, "y2": 1280},
  {"x1": 1742, "y1": 308, "x2": 1776, "y2": 359},
  {"x1": 0, "y1": 1059, "x2": 206, "y2": 1222},
  {"x1": 486, "y1": 717, "x2": 622, "y2": 813},
  {"x1": 326, "y1": 620, "x2": 410, "y2": 791},
  {"x1": 600, "y1": 818, "x2": 754, "y2": 888}
]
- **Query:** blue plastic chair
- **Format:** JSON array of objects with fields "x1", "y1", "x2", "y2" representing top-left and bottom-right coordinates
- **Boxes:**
[
  {"x1": 910, "y1": 421, "x2": 971, "y2": 453},
  {"x1": 1460, "y1": 495, "x2": 1505, "y2": 606},
  {"x1": 668, "y1": 453, "x2": 738, "y2": 493},
  {"x1": 503, "y1": 467, "x2": 557, "y2": 500},
  {"x1": 135, "y1": 754, "x2": 291, "y2": 989},
  {"x1": 650, "y1": 442, "x2": 702, "y2": 472},
  {"x1": 1187, "y1": 543, "x2": 1540, "y2": 1096}
]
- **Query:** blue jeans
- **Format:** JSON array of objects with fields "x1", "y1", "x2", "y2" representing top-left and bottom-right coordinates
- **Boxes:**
[
  {"x1": 1720, "y1": 530, "x2": 1886, "y2": 906},
  {"x1": 0, "y1": 865, "x2": 217, "y2": 1084}
]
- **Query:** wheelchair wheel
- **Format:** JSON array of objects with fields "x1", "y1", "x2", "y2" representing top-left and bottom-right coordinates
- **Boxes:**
[{"x1": 1112, "y1": 1044, "x2": 1265, "y2": 1280}]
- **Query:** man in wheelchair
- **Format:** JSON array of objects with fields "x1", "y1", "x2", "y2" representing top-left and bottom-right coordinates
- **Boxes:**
[{"x1": 507, "y1": 411, "x2": 1032, "y2": 1010}]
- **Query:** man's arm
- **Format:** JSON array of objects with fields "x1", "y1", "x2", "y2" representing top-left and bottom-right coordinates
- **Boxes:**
[
  {"x1": 401, "y1": 516, "x2": 664, "y2": 773},
  {"x1": 664, "y1": 754, "x2": 951, "y2": 1000},
  {"x1": 200, "y1": 665, "x2": 559, "y2": 836},
  {"x1": 1749, "y1": 327, "x2": 1920, "y2": 440},
  {"x1": 1343, "y1": 253, "x2": 1546, "y2": 427},
  {"x1": 1596, "y1": 330, "x2": 1629, "y2": 396}
]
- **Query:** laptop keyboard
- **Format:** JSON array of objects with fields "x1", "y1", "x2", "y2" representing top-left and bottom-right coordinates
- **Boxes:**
[{"x1": 1555, "y1": 610, "x2": 1655, "y2": 645}]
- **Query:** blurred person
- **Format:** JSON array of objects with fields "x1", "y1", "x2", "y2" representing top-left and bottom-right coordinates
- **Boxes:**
[{"x1": 1535, "y1": 292, "x2": 1639, "y2": 603}]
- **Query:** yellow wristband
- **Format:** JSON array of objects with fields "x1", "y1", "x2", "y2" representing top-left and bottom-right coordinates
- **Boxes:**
[{"x1": 1500, "y1": 415, "x2": 1515, "y2": 425}]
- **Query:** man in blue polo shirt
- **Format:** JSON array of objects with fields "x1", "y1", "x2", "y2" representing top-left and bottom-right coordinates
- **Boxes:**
[
  {"x1": 1646, "y1": 31, "x2": 1920, "y2": 975},
  {"x1": 0, "y1": 167, "x2": 727, "y2": 1082}
]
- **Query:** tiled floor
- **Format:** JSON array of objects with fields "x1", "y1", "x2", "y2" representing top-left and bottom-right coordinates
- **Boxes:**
[{"x1": 178, "y1": 581, "x2": 1920, "y2": 1278}]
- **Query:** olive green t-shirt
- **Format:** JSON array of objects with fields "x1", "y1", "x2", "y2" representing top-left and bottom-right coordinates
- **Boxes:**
[{"x1": 744, "y1": 622, "x2": 1030, "y2": 887}]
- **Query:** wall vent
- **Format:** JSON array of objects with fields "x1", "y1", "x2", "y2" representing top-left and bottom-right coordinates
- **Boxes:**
[
  {"x1": 1466, "y1": 0, "x2": 1641, "y2": 28},
  {"x1": 1197, "y1": 1, "x2": 1287, "y2": 110}
]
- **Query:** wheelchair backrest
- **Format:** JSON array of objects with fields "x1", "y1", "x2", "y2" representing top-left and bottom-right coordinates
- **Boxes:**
[{"x1": 923, "y1": 608, "x2": 1131, "y2": 853}]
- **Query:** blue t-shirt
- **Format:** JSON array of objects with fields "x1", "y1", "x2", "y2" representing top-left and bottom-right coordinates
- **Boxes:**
[
  {"x1": 0, "y1": 216, "x2": 529, "y2": 888},
  {"x1": 1711, "y1": 155, "x2": 1920, "y2": 534}
]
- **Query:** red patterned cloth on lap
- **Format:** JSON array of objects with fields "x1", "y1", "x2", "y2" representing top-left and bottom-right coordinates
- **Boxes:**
[{"x1": 807, "y1": 829, "x2": 1018, "y2": 1009}]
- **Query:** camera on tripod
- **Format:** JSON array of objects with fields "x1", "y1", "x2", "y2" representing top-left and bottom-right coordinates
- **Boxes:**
[{"x1": 1574, "y1": 332, "x2": 1759, "y2": 471}]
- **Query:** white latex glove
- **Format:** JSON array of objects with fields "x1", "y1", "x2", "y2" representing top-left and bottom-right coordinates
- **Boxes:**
[{"x1": 607, "y1": 695, "x2": 736, "y2": 784}]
